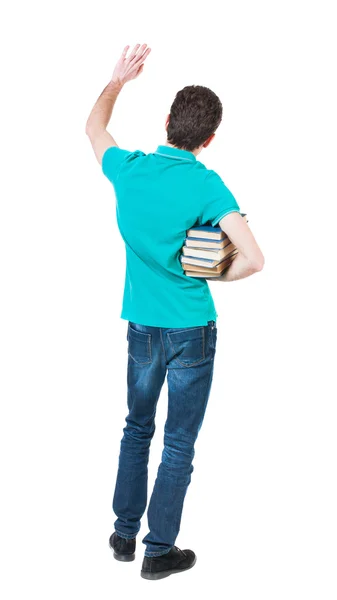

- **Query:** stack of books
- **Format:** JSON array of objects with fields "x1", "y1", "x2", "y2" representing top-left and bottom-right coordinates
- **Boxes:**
[{"x1": 181, "y1": 213, "x2": 248, "y2": 278}]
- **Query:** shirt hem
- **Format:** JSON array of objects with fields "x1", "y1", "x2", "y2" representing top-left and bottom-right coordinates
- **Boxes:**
[{"x1": 120, "y1": 312, "x2": 217, "y2": 328}]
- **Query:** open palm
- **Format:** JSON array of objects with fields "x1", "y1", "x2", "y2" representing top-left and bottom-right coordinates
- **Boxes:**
[{"x1": 111, "y1": 44, "x2": 151, "y2": 86}]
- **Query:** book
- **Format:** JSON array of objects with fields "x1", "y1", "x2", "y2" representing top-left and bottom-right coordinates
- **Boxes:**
[
  {"x1": 182, "y1": 241, "x2": 236, "y2": 262},
  {"x1": 181, "y1": 249, "x2": 238, "y2": 269},
  {"x1": 181, "y1": 213, "x2": 248, "y2": 278},
  {"x1": 185, "y1": 236, "x2": 229, "y2": 249},
  {"x1": 186, "y1": 213, "x2": 247, "y2": 241},
  {"x1": 186, "y1": 224, "x2": 227, "y2": 241},
  {"x1": 183, "y1": 253, "x2": 236, "y2": 276},
  {"x1": 185, "y1": 270, "x2": 227, "y2": 278}
]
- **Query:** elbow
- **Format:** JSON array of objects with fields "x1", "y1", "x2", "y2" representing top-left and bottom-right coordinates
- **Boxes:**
[
  {"x1": 85, "y1": 120, "x2": 94, "y2": 137},
  {"x1": 85, "y1": 121, "x2": 91, "y2": 137},
  {"x1": 85, "y1": 120, "x2": 103, "y2": 139},
  {"x1": 249, "y1": 253, "x2": 265, "y2": 273}
]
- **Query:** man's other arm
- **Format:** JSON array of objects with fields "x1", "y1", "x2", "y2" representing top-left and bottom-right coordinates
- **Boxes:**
[
  {"x1": 85, "y1": 44, "x2": 151, "y2": 165},
  {"x1": 212, "y1": 212, "x2": 264, "y2": 282},
  {"x1": 85, "y1": 80, "x2": 122, "y2": 164}
]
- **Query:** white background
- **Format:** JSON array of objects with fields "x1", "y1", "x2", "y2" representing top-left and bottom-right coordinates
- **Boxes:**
[{"x1": 1, "y1": 1, "x2": 336, "y2": 598}]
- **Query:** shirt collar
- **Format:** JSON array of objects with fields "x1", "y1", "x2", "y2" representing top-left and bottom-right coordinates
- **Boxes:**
[{"x1": 154, "y1": 145, "x2": 196, "y2": 162}]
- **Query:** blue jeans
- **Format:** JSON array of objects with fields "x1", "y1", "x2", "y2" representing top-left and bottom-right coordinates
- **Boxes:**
[{"x1": 112, "y1": 319, "x2": 217, "y2": 557}]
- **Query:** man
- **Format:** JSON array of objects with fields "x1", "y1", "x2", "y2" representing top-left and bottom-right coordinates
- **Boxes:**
[{"x1": 86, "y1": 44, "x2": 264, "y2": 580}]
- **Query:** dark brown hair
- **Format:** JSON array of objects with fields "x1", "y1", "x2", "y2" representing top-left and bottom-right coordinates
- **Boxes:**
[{"x1": 167, "y1": 85, "x2": 223, "y2": 151}]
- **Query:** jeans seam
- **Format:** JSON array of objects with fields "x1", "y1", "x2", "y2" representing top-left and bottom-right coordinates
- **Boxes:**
[
  {"x1": 197, "y1": 357, "x2": 215, "y2": 434},
  {"x1": 159, "y1": 328, "x2": 168, "y2": 364},
  {"x1": 148, "y1": 334, "x2": 152, "y2": 362},
  {"x1": 115, "y1": 529, "x2": 138, "y2": 539},
  {"x1": 210, "y1": 323, "x2": 217, "y2": 353}
]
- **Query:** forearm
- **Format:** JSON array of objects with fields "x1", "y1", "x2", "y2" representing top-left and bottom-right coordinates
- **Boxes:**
[
  {"x1": 85, "y1": 44, "x2": 150, "y2": 164},
  {"x1": 210, "y1": 251, "x2": 263, "y2": 282},
  {"x1": 85, "y1": 80, "x2": 123, "y2": 135}
]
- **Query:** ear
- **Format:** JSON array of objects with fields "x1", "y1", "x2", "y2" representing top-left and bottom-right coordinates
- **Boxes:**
[
  {"x1": 165, "y1": 114, "x2": 170, "y2": 131},
  {"x1": 203, "y1": 133, "x2": 215, "y2": 148}
]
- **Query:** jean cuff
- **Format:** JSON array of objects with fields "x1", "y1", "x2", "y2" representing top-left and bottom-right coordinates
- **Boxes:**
[
  {"x1": 144, "y1": 546, "x2": 173, "y2": 558},
  {"x1": 115, "y1": 529, "x2": 138, "y2": 540}
]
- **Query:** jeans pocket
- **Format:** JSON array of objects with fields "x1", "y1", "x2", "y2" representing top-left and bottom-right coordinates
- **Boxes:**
[
  {"x1": 167, "y1": 326, "x2": 205, "y2": 367},
  {"x1": 128, "y1": 323, "x2": 152, "y2": 365}
]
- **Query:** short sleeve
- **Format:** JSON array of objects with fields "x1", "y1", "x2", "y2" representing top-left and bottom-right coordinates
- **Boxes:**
[
  {"x1": 199, "y1": 170, "x2": 240, "y2": 226},
  {"x1": 101, "y1": 146, "x2": 134, "y2": 184}
]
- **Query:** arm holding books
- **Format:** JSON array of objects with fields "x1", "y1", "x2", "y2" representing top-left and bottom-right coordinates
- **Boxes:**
[
  {"x1": 207, "y1": 212, "x2": 264, "y2": 282},
  {"x1": 85, "y1": 44, "x2": 151, "y2": 164}
]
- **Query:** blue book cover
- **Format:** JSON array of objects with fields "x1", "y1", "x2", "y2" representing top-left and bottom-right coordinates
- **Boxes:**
[
  {"x1": 181, "y1": 254, "x2": 235, "y2": 266},
  {"x1": 188, "y1": 225, "x2": 222, "y2": 234},
  {"x1": 185, "y1": 236, "x2": 226, "y2": 244},
  {"x1": 182, "y1": 255, "x2": 215, "y2": 263}
]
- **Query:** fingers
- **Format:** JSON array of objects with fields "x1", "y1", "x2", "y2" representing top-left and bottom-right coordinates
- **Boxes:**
[
  {"x1": 128, "y1": 43, "x2": 141, "y2": 61},
  {"x1": 140, "y1": 46, "x2": 151, "y2": 62},
  {"x1": 121, "y1": 45, "x2": 130, "y2": 59},
  {"x1": 127, "y1": 43, "x2": 151, "y2": 65},
  {"x1": 117, "y1": 43, "x2": 151, "y2": 82},
  {"x1": 134, "y1": 44, "x2": 150, "y2": 61}
]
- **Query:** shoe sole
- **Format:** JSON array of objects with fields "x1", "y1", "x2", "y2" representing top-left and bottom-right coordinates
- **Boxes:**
[
  {"x1": 109, "y1": 541, "x2": 135, "y2": 562},
  {"x1": 140, "y1": 555, "x2": 197, "y2": 580}
]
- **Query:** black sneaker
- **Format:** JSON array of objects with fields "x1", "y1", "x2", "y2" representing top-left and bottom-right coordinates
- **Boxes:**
[
  {"x1": 109, "y1": 532, "x2": 136, "y2": 562},
  {"x1": 141, "y1": 545, "x2": 196, "y2": 580}
]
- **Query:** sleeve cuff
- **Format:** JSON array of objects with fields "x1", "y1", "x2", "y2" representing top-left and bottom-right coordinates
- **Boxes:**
[
  {"x1": 101, "y1": 146, "x2": 114, "y2": 176},
  {"x1": 211, "y1": 208, "x2": 240, "y2": 227}
]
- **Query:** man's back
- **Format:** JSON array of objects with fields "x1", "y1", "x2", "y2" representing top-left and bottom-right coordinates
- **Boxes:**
[{"x1": 102, "y1": 144, "x2": 240, "y2": 327}]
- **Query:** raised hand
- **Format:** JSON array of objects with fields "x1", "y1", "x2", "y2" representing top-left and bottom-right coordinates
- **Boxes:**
[{"x1": 111, "y1": 44, "x2": 151, "y2": 86}]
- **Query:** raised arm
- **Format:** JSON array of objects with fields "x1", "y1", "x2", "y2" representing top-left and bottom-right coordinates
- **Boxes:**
[
  {"x1": 85, "y1": 44, "x2": 151, "y2": 164},
  {"x1": 213, "y1": 212, "x2": 264, "y2": 281}
]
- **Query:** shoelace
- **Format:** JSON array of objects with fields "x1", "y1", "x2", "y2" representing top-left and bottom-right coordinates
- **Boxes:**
[{"x1": 174, "y1": 546, "x2": 186, "y2": 557}]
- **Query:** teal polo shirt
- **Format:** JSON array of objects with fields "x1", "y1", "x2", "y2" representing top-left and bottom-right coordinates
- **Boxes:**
[{"x1": 102, "y1": 144, "x2": 240, "y2": 328}]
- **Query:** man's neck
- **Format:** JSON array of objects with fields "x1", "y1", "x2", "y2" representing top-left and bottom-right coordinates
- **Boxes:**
[{"x1": 164, "y1": 141, "x2": 200, "y2": 157}]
